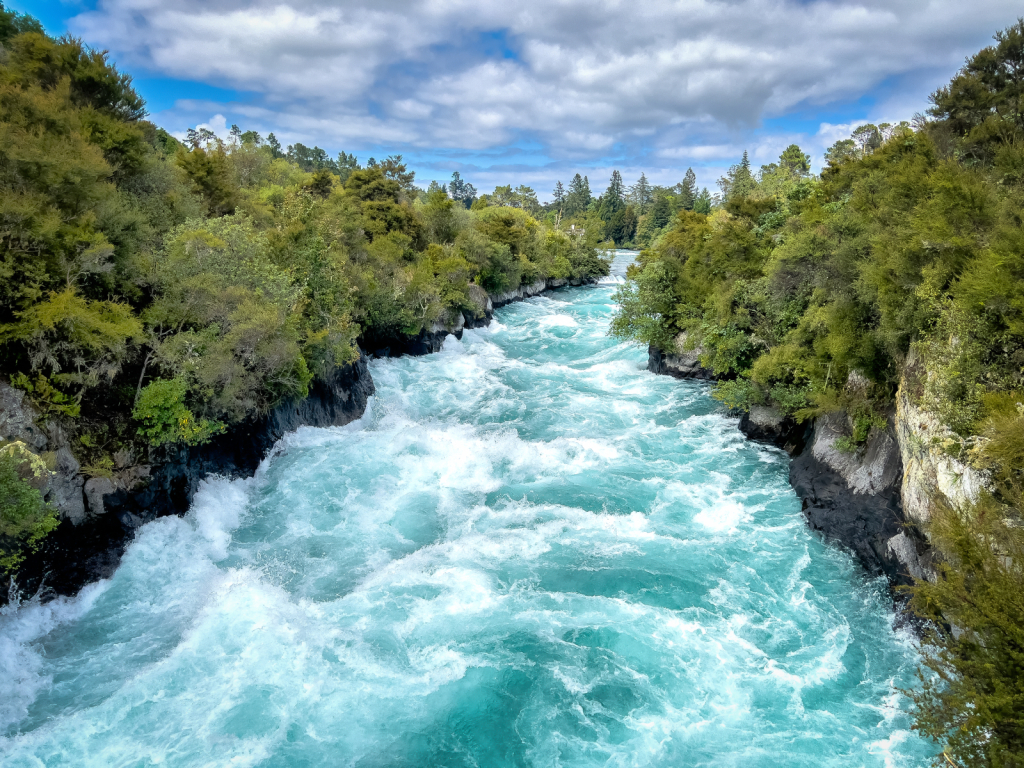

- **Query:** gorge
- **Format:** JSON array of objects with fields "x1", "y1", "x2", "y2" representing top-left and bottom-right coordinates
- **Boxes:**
[{"x1": 0, "y1": 253, "x2": 931, "y2": 767}]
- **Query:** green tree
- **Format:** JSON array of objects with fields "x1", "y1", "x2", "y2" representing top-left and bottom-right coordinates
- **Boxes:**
[
  {"x1": 628, "y1": 173, "x2": 653, "y2": 214},
  {"x1": 553, "y1": 180, "x2": 566, "y2": 213},
  {"x1": 0, "y1": 443, "x2": 59, "y2": 573},
  {"x1": 0, "y1": 2, "x2": 42, "y2": 43},
  {"x1": 930, "y1": 18, "x2": 1024, "y2": 157},
  {"x1": 719, "y1": 150, "x2": 756, "y2": 200},
  {"x1": 678, "y1": 167, "x2": 697, "y2": 210},
  {"x1": 565, "y1": 173, "x2": 591, "y2": 217},
  {"x1": 778, "y1": 144, "x2": 811, "y2": 176},
  {"x1": 693, "y1": 187, "x2": 713, "y2": 214},
  {"x1": 448, "y1": 171, "x2": 476, "y2": 208},
  {"x1": 176, "y1": 145, "x2": 239, "y2": 216}
]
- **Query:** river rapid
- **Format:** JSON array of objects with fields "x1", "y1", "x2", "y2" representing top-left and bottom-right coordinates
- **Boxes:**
[{"x1": 0, "y1": 252, "x2": 931, "y2": 766}]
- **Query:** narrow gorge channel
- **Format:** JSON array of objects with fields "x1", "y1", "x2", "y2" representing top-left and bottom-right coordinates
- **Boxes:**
[{"x1": 1, "y1": 253, "x2": 930, "y2": 766}]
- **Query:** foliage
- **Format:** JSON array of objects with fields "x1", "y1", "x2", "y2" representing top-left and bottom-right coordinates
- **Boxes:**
[
  {"x1": 10, "y1": 372, "x2": 80, "y2": 417},
  {"x1": 907, "y1": 496, "x2": 1024, "y2": 768},
  {"x1": 132, "y1": 378, "x2": 223, "y2": 446},
  {"x1": 0, "y1": 442, "x2": 59, "y2": 572},
  {"x1": 0, "y1": 9, "x2": 612, "y2": 566}
]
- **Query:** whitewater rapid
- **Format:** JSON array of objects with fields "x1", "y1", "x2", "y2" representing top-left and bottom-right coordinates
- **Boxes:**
[{"x1": 0, "y1": 252, "x2": 931, "y2": 766}]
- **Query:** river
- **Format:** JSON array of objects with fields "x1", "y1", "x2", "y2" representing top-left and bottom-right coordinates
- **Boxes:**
[{"x1": 0, "y1": 252, "x2": 931, "y2": 766}]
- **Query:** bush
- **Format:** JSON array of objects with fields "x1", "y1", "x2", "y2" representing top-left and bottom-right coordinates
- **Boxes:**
[
  {"x1": 132, "y1": 378, "x2": 223, "y2": 447},
  {"x1": 0, "y1": 444, "x2": 59, "y2": 572}
]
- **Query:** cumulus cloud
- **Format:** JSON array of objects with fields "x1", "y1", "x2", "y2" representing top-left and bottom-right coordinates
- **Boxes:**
[{"x1": 69, "y1": 0, "x2": 1022, "y2": 188}]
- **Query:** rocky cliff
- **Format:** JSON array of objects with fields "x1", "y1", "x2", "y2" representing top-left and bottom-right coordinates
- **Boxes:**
[{"x1": 647, "y1": 346, "x2": 944, "y2": 596}]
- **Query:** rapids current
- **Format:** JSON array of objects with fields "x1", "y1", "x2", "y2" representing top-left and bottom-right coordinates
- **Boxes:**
[{"x1": 0, "y1": 252, "x2": 931, "y2": 766}]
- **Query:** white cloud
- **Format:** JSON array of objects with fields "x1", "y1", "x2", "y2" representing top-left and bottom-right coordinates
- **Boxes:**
[{"x1": 69, "y1": 0, "x2": 1022, "y2": 187}]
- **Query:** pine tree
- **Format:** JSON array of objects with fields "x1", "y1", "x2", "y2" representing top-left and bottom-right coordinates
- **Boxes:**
[
  {"x1": 679, "y1": 167, "x2": 697, "y2": 210},
  {"x1": 266, "y1": 132, "x2": 283, "y2": 158},
  {"x1": 778, "y1": 144, "x2": 811, "y2": 176},
  {"x1": 448, "y1": 171, "x2": 476, "y2": 208},
  {"x1": 693, "y1": 187, "x2": 712, "y2": 214},
  {"x1": 719, "y1": 151, "x2": 756, "y2": 201},
  {"x1": 598, "y1": 170, "x2": 625, "y2": 224},
  {"x1": 553, "y1": 180, "x2": 566, "y2": 210},
  {"x1": 565, "y1": 173, "x2": 591, "y2": 217},
  {"x1": 629, "y1": 173, "x2": 653, "y2": 214}
]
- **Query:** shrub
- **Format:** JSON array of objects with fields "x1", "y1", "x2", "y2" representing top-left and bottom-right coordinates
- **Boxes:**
[
  {"x1": 0, "y1": 443, "x2": 59, "y2": 572},
  {"x1": 132, "y1": 378, "x2": 223, "y2": 447}
]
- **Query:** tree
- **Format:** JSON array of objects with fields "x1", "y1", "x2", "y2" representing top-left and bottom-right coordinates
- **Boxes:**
[
  {"x1": 337, "y1": 151, "x2": 359, "y2": 183},
  {"x1": 553, "y1": 180, "x2": 566, "y2": 211},
  {"x1": 603, "y1": 170, "x2": 626, "y2": 206},
  {"x1": 678, "y1": 168, "x2": 697, "y2": 211},
  {"x1": 778, "y1": 144, "x2": 811, "y2": 176},
  {"x1": 649, "y1": 194, "x2": 673, "y2": 230},
  {"x1": 565, "y1": 173, "x2": 592, "y2": 217},
  {"x1": 851, "y1": 124, "x2": 882, "y2": 155},
  {"x1": 907, "y1": 496, "x2": 1024, "y2": 768},
  {"x1": 448, "y1": 171, "x2": 477, "y2": 208},
  {"x1": 287, "y1": 143, "x2": 338, "y2": 172},
  {"x1": 266, "y1": 132, "x2": 283, "y2": 158},
  {"x1": 0, "y1": 444, "x2": 59, "y2": 572},
  {"x1": 719, "y1": 150, "x2": 756, "y2": 201},
  {"x1": 693, "y1": 187, "x2": 712, "y2": 214},
  {"x1": 628, "y1": 173, "x2": 653, "y2": 214},
  {"x1": 422, "y1": 188, "x2": 459, "y2": 244},
  {"x1": 176, "y1": 145, "x2": 239, "y2": 216},
  {"x1": 929, "y1": 18, "x2": 1024, "y2": 154},
  {"x1": 824, "y1": 138, "x2": 858, "y2": 168},
  {"x1": 490, "y1": 184, "x2": 540, "y2": 214},
  {"x1": 0, "y1": 2, "x2": 43, "y2": 44}
]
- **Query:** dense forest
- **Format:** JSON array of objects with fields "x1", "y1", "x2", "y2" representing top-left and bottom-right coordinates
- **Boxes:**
[
  {"x1": 0, "y1": 2, "x2": 614, "y2": 571},
  {"x1": 612, "y1": 20, "x2": 1024, "y2": 767}
]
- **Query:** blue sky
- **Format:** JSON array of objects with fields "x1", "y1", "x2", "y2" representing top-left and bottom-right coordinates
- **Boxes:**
[{"x1": 15, "y1": 0, "x2": 1022, "y2": 199}]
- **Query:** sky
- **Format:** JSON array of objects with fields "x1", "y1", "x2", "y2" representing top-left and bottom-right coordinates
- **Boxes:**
[{"x1": 15, "y1": 0, "x2": 1023, "y2": 199}]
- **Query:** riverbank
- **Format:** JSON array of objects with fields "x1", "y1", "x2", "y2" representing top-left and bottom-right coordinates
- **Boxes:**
[
  {"x1": 646, "y1": 342, "x2": 939, "y2": 617},
  {"x1": 4, "y1": 277, "x2": 598, "y2": 604}
]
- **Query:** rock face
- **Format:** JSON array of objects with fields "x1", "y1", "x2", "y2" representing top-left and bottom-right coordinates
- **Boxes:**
[
  {"x1": 10, "y1": 355, "x2": 375, "y2": 601},
  {"x1": 0, "y1": 384, "x2": 49, "y2": 451},
  {"x1": 895, "y1": 353, "x2": 986, "y2": 528},
  {"x1": 646, "y1": 334, "x2": 716, "y2": 380},
  {"x1": 788, "y1": 413, "x2": 935, "y2": 586}
]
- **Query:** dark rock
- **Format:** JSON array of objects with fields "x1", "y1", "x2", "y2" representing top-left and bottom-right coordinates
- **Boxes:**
[
  {"x1": 10, "y1": 354, "x2": 374, "y2": 602},
  {"x1": 647, "y1": 344, "x2": 716, "y2": 380},
  {"x1": 0, "y1": 384, "x2": 49, "y2": 451},
  {"x1": 737, "y1": 408, "x2": 811, "y2": 457},
  {"x1": 84, "y1": 476, "x2": 116, "y2": 517},
  {"x1": 790, "y1": 447, "x2": 912, "y2": 586}
]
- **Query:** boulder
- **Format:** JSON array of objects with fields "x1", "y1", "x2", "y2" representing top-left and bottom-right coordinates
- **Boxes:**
[{"x1": 0, "y1": 383, "x2": 48, "y2": 451}]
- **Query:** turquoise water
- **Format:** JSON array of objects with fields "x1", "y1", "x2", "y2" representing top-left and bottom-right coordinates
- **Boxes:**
[{"x1": 0, "y1": 252, "x2": 932, "y2": 766}]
